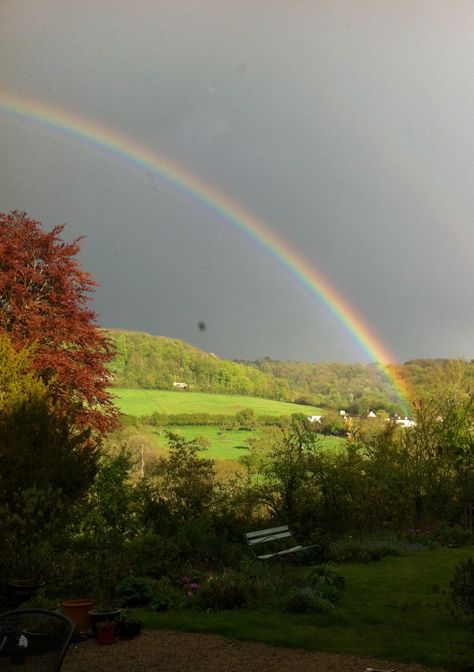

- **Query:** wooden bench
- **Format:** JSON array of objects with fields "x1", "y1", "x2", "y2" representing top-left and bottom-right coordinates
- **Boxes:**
[{"x1": 245, "y1": 525, "x2": 318, "y2": 565}]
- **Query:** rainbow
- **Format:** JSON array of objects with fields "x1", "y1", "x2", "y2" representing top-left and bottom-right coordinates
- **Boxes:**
[{"x1": 0, "y1": 89, "x2": 411, "y2": 411}]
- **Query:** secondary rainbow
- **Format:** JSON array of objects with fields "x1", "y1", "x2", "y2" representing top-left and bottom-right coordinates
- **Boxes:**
[{"x1": 0, "y1": 89, "x2": 411, "y2": 410}]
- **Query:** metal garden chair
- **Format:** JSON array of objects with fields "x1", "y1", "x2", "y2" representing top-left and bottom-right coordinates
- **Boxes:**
[{"x1": 0, "y1": 609, "x2": 75, "y2": 672}]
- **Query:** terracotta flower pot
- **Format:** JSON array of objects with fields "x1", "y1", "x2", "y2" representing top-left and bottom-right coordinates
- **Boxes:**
[
  {"x1": 61, "y1": 599, "x2": 97, "y2": 634},
  {"x1": 95, "y1": 620, "x2": 117, "y2": 645}
]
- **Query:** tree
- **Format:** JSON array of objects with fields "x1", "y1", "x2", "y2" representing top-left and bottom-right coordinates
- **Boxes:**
[
  {"x1": 0, "y1": 334, "x2": 99, "y2": 581},
  {"x1": 247, "y1": 415, "x2": 321, "y2": 525},
  {"x1": 0, "y1": 211, "x2": 118, "y2": 434}
]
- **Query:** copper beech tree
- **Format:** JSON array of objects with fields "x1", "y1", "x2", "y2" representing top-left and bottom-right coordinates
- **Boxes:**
[{"x1": 0, "y1": 210, "x2": 119, "y2": 435}]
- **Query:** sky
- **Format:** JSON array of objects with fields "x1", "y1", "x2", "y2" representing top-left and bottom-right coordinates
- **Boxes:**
[{"x1": 1, "y1": 1, "x2": 474, "y2": 364}]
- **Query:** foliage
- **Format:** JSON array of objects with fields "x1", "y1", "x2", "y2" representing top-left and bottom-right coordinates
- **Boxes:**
[
  {"x1": 0, "y1": 211, "x2": 118, "y2": 434},
  {"x1": 281, "y1": 586, "x2": 334, "y2": 613},
  {"x1": 449, "y1": 557, "x2": 474, "y2": 627},
  {"x1": 244, "y1": 415, "x2": 322, "y2": 526},
  {"x1": 115, "y1": 576, "x2": 156, "y2": 606},
  {"x1": 328, "y1": 538, "x2": 401, "y2": 564},
  {"x1": 193, "y1": 570, "x2": 261, "y2": 611},
  {"x1": 150, "y1": 432, "x2": 217, "y2": 521},
  {"x1": 107, "y1": 329, "x2": 292, "y2": 400},
  {"x1": 0, "y1": 335, "x2": 99, "y2": 582}
]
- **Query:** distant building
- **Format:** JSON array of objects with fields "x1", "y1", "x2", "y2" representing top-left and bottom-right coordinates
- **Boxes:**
[
  {"x1": 367, "y1": 410, "x2": 376, "y2": 418},
  {"x1": 173, "y1": 381, "x2": 188, "y2": 390},
  {"x1": 308, "y1": 415, "x2": 323, "y2": 423},
  {"x1": 396, "y1": 416, "x2": 416, "y2": 428}
]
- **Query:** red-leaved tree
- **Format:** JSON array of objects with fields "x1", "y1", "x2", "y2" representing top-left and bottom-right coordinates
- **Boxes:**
[{"x1": 0, "y1": 211, "x2": 119, "y2": 435}]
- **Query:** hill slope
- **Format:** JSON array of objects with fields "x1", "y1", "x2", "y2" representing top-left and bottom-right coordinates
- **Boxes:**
[{"x1": 106, "y1": 330, "x2": 293, "y2": 400}]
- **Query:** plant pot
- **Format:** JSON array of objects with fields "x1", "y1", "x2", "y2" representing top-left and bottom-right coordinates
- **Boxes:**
[
  {"x1": 95, "y1": 620, "x2": 117, "y2": 645},
  {"x1": 6, "y1": 581, "x2": 46, "y2": 608},
  {"x1": 61, "y1": 599, "x2": 97, "y2": 634},
  {"x1": 88, "y1": 608, "x2": 122, "y2": 637}
]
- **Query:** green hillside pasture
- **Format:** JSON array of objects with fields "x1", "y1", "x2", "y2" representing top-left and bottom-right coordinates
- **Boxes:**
[
  {"x1": 153, "y1": 425, "x2": 255, "y2": 461},
  {"x1": 147, "y1": 425, "x2": 345, "y2": 460},
  {"x1": 135, "y1": 546, "x2": 474, "y2": 668},
  {"x1": 112, "y1": 388, "x2": 323, "y2": 418},
  {"x1": 152, "y1": 425, "x2": 345, "y2": 460}
]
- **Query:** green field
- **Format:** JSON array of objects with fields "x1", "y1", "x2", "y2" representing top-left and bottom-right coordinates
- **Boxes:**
[
  {"x1": 136, "y1": 546, "x2": 474, "y2": 667},
  {"x1": 150, "y1": 425, "x2": 345, "y2": 460},
  {"x1": 112, "y1": 388, "x2": 323, "y2": 418}
]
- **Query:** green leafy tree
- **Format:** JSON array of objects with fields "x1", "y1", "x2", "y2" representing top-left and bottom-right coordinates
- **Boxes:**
[
  {"x1": 151, "y1": 432, "x2": 216, "y2": 521},
  {"x1": 0, "y1": 335, "x2": 99, "y2": 581},
  {"x1": 248, "y1": 415, "x2": 321, "y2": 525}
]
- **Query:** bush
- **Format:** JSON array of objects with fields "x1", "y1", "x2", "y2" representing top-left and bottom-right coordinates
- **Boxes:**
[
  {"x1": 194, "y1": 570, "x2": 262, "y2": 611},
  {"x1": 328, "y1": 538, "x2": 401, "y2": 563},
  {"x1": 282, "y1": 587, "x2": 334, "y2": 614},
  {"x1": 449, "y1": 557, "x2": 474, "y2": 628},
  {"x1": 306, "y1": 565, "x2": 345, "y2": 602},
  {"x1": 150, "y1": 577, "x2": 184, "y2": 612},
  {"x1": 115, "y1": 576, "x2": 155, "y2": 606}
]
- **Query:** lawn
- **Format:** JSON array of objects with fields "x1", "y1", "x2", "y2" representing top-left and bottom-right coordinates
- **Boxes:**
[
  {"x1": 111, "y1": 388, "x2": 323, "y2": 418},
  {"x1": 134, "y1": 546, "x2": 474, "y2": 668}
]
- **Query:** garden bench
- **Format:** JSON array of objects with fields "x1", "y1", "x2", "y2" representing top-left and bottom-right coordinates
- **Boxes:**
[{"x1": 245, "y1": 525, "x2": 318, "y2": 565}]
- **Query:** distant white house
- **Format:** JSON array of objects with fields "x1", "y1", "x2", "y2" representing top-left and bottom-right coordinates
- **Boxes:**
[
  {"x1": 173, "y1": 381, "x2": 188, "y2": 390},
  {"x1": 395, "y1": 416, "x2": 416, "y2": 428},
  {"x1": 308, "y1": 415, "x2": 323, "y2": 423}
]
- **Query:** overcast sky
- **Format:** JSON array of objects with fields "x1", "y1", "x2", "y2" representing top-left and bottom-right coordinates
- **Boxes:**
[{"x1": 1, "y1": 1, "x2": 474, "y2": 363}]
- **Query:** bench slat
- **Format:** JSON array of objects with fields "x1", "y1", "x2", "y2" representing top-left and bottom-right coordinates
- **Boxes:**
[
  {"x1": 247, "y1": 531, "x2": 293, "y2": 546},
  {"x1": 245, "y1": 526, "x2": 289, "y2": 540},
  {"x1": 245, "y1": 525, "x2": 319, "y2": 565}
]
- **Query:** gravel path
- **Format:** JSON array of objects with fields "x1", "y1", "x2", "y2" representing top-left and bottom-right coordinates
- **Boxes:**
[{"x1": 62, "y1": 629, "x2": 446, "y2": 672}]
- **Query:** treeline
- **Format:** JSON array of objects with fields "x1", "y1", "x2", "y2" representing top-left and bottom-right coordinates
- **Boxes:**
[
  {"x1": 238, "y1": 358, "x2": 398, "y2": 412},
  {"x1": 107, "y1": 329, "x2": 474, "y2": 415},
  {"x1": 238, "y1": 357, "x2": 474, "y2": 414},
  {"x1": 106, "y1": 330, "x2": 293, "y2": 400}
]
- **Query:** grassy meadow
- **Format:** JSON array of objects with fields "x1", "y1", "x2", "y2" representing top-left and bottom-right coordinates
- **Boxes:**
[
  {"x1": 112, "y1": 388, "x2": 323, "y2": 418},
  {"x1": 111, "y1": 388, "x2": 343, "y2": 461},
  {"x1": 149, "y1": 425, "x2": 345, "y2": 460}
]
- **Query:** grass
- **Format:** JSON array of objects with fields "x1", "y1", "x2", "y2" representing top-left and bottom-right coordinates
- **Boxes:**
[
  {"x1": 146, "y1": 425, "x2": 345, "y2": 461},
  {"x1": 154, "y1": 425, "x2": 255, "y2": 460},
  {"x1": 134, "y1": 546, "x2": 474, "y2": 668},
  {"x1": 111, "y1": 388, "x2": 323, "y2": 418}
]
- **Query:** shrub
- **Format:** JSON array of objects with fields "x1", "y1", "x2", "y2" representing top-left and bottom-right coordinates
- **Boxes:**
[
  {"x1": 306, "y1": 565, "x2": 345, "y2": 602},
  {"x1": 150, "y1": 577, "x2": 183, "y2": 612},
  {"x1": 282, "y1": 587, "x2": 334, "y2": 614},
  {"x1": 328, "y1": 538, "x2": 401, "y2": 563},
  {"x1": 194, "y1": 570, "x2": 261, "y2": 611},
  {"x1": 449, "y1": 557, "x2": 474, "y2": 628},
  {"x1": 115, "y1": 576, "x2": 155, "y2": 606}
]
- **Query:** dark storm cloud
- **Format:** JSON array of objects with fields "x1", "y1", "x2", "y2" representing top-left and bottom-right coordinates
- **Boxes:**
[{"x1": 1, "y1": 1, "x2": 473, "y2": 362}]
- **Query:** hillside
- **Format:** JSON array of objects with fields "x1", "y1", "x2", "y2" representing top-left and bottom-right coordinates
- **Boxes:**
[
  {"x1": 106, "y1": 329, "x2": 294, "y2": 400},
  {"x1": 106, "y1": 330, "x2": 474, "y2": 414}
]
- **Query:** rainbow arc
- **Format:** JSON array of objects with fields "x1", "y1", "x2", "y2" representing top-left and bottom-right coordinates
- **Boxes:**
[{"x1": 0, "y1": 89, "x2": 411, "y2": 412}]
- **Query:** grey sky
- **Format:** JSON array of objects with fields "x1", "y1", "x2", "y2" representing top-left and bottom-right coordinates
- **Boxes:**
[{"x1": 1, "y1": 1, "x2": 474, "y2": 363}]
